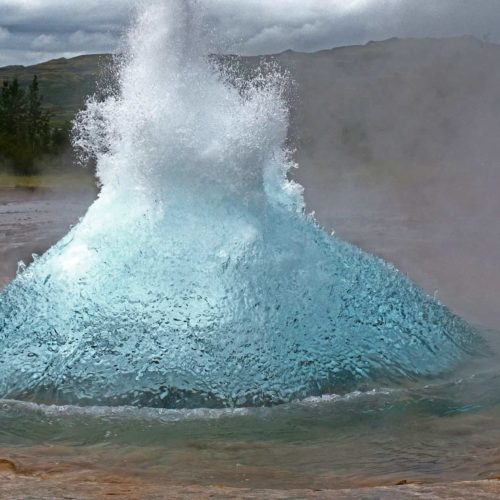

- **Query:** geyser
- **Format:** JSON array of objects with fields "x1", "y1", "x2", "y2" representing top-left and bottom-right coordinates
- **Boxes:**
[{"x1": 0, "y1": 1, "x2": 477, "y2": 408}]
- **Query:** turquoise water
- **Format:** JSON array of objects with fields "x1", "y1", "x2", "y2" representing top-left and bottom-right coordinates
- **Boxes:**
[
  {"x1": 0, "y1": 0, "x2": 478, "y2": 408},
  {"x1": 0, "y1": 328, "x2": 498, "y2": 488}
]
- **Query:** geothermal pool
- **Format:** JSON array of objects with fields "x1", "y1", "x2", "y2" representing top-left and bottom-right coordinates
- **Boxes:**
[
  {"x1": 1, "y1": 344, "x2": 500, "y2": 492},
  {"x1": 0, "y1": 0, "x2": 499, "y2": 495}
]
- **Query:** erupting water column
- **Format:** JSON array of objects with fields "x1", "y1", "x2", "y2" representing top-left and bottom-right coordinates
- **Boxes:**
[{"x1": 0, "y1": 1, "x2": 477, "y2": 408}]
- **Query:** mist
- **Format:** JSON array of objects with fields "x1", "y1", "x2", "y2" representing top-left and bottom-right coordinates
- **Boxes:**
[{"x1": 273, "y1": 36, "x2": 500, "y2": 328}]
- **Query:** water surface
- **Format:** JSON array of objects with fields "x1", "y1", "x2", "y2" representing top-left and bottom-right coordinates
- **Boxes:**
[{"x1": 1, "y1": 326, "x2": 499, "y2": 490}]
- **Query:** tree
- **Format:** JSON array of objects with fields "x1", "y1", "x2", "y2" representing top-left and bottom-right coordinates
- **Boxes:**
[
  {"x1": 27, "y1": 76, "x2": 51, "y2": 156},
  {"x1": 0, "y1": 75, "x2": 53, "y2": 174}
]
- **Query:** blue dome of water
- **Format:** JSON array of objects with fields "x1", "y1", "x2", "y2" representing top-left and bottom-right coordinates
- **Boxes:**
[{"x1": 0, "y1": 1, "x2": 477, "y2": 408}]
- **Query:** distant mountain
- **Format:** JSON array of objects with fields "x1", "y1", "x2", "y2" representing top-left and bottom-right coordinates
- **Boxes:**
[{"x1": 2, "y1": 36, "x2": 499, "y2": 171}]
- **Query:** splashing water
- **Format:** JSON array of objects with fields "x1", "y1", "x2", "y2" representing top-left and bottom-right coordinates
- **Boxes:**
[{"x1": 0, "y1": 1, "x2": 478, "y2": 408}]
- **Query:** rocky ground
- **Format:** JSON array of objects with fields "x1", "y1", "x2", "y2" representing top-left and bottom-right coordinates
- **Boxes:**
[{"x1": 1, "y1": 463, "x2": 499, "y2": 499}]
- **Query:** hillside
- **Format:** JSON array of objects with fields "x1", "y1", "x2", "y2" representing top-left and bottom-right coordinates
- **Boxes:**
[
  {"x1": 2, "y1": 36, "x2": 499, "y2": 162},
  {"x1": 0, "y1": 54, "x2": 112, "y2": 125},
  {"x1": 2, "y1": 36, "x2": 500, "y2": 172}
]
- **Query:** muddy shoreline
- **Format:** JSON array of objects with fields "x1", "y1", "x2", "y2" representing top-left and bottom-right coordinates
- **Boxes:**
[
  {"x1": 1, "y1": 452, "x2": 500, "y2": 498},
  {"x1": 0, "y1": 474, "x2": 499, "y2": 499}
]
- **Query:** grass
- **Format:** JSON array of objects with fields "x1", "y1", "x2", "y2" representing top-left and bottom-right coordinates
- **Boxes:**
[{"x1": 0, "y1": 172, "x2": 97, "y2": 189}]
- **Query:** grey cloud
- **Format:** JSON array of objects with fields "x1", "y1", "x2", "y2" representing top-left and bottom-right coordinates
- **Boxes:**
[
  {"x1": 0, "y1": 0, "x2": 134, "y2": 33},
  {"x1": 1, "y1": 0, "x2": 500, "y2": 66},
  {"x1": 0, "y1": 0, "x2": 134, "y2": 65},
  {"x1": 211, "y1": 0, "x2": 500, "y2": 54},
  {"x1": 0, "y1": 27, "x2": 9, "y2": 41},
  {"x1": 0, "y1": 27, "x2": 119, "y2": 66}
]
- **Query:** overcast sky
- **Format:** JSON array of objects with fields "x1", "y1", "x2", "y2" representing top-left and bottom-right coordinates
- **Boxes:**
[{"x1": 1, "y1": 0, "x2": 500, "y2": 67}]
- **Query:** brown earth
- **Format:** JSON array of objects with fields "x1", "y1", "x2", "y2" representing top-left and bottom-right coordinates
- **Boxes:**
[{"x1": 0, "y1": 460, "x2": 499, "y2": 499}]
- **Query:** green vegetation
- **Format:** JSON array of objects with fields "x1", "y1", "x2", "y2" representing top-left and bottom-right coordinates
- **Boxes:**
[
  {"x1": 0, "y1": 54, "x2": 111, "y2": 125},
  {"x1": 0, "y1": 172, "x2": 97, "y2": 189},
  {"x1": 0, "y1": 54, "x2": 110, "y2": 178},
  {"x1": 0, "y1": 76, "x2": 64, "y2": 174}
]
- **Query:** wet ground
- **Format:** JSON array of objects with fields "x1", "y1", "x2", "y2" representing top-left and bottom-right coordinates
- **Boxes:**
[
  {"x1": 0, "y1": 476, "x2": 499, "y2": 499},
  {"x1": 0, "y1": 186, "x2": 96, "y2": 289}
]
